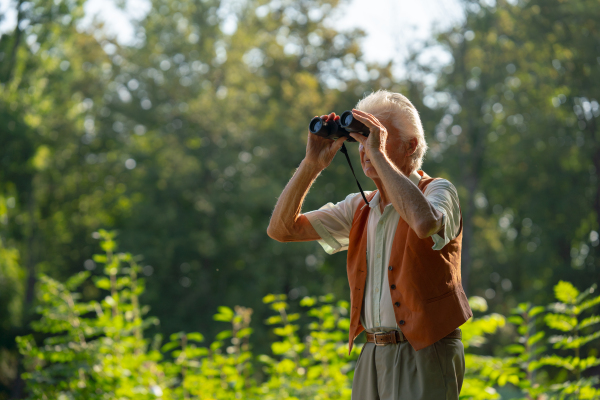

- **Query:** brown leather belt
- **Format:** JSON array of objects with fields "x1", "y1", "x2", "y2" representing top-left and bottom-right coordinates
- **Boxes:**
[{"x1": 366, "y1": 328, "x2": 462, "y2": 346}]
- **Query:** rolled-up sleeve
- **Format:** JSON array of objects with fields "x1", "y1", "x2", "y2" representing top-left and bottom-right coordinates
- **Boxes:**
[
  {"x1": 303, "y1": 192, "x2": 365, "y2": 254},
  {"x1": 424, "y1": 180, "x2": 461, "y2": 251}
]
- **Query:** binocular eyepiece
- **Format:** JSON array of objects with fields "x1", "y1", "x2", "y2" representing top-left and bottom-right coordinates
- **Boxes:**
[{"x1": 309, "y1": 111, "x2": 370, "y2": 142}]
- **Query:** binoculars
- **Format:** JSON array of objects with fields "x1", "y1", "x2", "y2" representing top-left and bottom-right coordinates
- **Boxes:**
[{"x1": 308, "y1": 111, "x2": 370, "y2": 142}]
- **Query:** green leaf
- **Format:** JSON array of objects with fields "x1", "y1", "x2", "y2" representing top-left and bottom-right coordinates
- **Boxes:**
[
  {"x1": 270, "y1": 301, "x2": 288, "y2": 310},
  {"x1": 272, "y1": 341, "x2": 292, "y2": 355},
  {"x1": 287, "y1": 313, "x2": 300, "y2": 322},
  {"x1": 507, "y1": 375, "x2": 520, "y2": 386},
  {"x1": 215, "y1": 330, "x2": 232, "y2": 340},
  {"x1": 262, "y1": 294, "x2": 276, "y2": 304},
  {"x1": 236, "y1": 327, "x2": 253, "y2": 338},
  {"x1": 461, "y1": 313, "x2": 505, "y2": 348},
  {"x1": 299, "y1": 296, "x2": 316, "y2": 307},
  {"x1": 258, "y1": 355, "x2": 274, "y2": 365},
  {"x1": 580, "y1": 356, "x2": 600, "y2": 371},
  {"x1": 578, "y1": 315, "x2": 600, "y2": 330},
  {"x1": 213, "y1": 306, "x2": 234, "y2": 322},
  {"x1": 579, "y1": 294, "x2": 600, "y2": 313},
  {"x1": 318, "y1": 293, "x2": 335, "y2": 303},
  {"x1": 169, "y1": 331, "x2": 185, "y2": 341},
  {"x1": 92, "y1": 254, "x2": 107, "y2": 264},
  {"x1": 186, "y1": 332, "x2": 204, "y2": 342},
  {"x1": 575, "y1": 284, "x2": 597, "y2": 304},
  {"x1": 265, "y1": 315, "x2": 282, "y2": 325},
  {"x1": 273, "y1": 325, "x2": 295, "y2": 336},
  {"x1": 529, "y1": 306, "x2": 546, "y2": 317},
  {"x1": 527, "y1": 331, "x2": 545, "y2": 346},
  {"x1": 161, "y1": 341, "x2": 179, "y2": 352},
  {"x1": 554, "y1": 281, "x2": 579, "y2": 304},
  {"x1": 338, "y1": 318, "x2": 350, "y2": 330},
  {"x1": 275, "y1": 358, "x2": 296, "y2": 374},
  {"x1": 545, "y1": 313, "x2": 577, "y2": 332},
  {"x1": 567, "y1": 330, "x2": 600, "y2": 349},
  {"x1": 468, "y1": 296, "x2": 488, "y2": 312},
  {"x1": 514, "y1": 302, "x2": 530, "y2": 314},
  {"x1": 95, "y1": 277, "x2": 110, "y2": 290},
  {"x1": 498, "y1": 374, "x2": 508, "y2": 386},
  {"x1": 529, "y1": 355, "x2": 575, "y2": 371},
  {"x1": 508, "y1": 315, "x2": 524, "y2": 325},
  {"x1": 504, "y1": 344, "x2": 525, "y2": 354},
  {"x1": 65, "y1": 271, "x2": 90, "y2": 291}
]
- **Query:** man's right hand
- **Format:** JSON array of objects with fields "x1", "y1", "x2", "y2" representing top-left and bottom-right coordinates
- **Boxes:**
[{"x1": 304, "y1": 112, "x2": 347, "y2": 170}]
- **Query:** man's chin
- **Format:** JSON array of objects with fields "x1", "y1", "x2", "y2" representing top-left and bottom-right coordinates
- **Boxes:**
[{"x1": 363, "y1": 168, "x2": 378, "y2": 180}]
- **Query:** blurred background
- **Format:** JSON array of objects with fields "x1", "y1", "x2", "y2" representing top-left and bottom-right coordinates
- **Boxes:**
[{"x1": 0, "y1": 0, "x2": 599, "y2": 396}]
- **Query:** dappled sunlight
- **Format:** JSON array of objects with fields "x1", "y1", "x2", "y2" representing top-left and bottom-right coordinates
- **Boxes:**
[{"x1": 1, "y1": 0, "x2": 600, "y2": 397}]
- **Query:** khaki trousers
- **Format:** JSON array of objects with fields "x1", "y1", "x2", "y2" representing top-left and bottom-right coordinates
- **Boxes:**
[{"x1": 351, "y1": 336, "x2": 465, "y2": 400}]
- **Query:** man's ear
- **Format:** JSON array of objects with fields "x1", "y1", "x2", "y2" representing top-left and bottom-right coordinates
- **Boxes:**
[{"x1": 406, "y1": 137, "x2": 418, "y2": 157}]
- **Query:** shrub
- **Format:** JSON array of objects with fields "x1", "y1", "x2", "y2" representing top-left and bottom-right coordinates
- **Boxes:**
[{"x1": 16, "y1": 232, "x2": 600, "y2": 399}]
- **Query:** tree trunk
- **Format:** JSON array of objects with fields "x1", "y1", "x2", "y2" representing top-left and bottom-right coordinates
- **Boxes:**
[
  {"x1": 4, "y1": 0, "x2": 24, "y2": 84},
  {"x1": 25, "y1": 193, "x2": 36, "y2": 306},
  {"x1": 589, "y1": 116, "x2": 600, "y2": 270}
]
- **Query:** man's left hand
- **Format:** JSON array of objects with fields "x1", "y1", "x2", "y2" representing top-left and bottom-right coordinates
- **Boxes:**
[{"x1": 348, "y1": 109, "x2": 388, "y2": 159}]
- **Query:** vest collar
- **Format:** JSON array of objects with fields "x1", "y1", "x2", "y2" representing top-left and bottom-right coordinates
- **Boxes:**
[{"x1": 368, "y1": 169, "x2": 424, "y2": 209}]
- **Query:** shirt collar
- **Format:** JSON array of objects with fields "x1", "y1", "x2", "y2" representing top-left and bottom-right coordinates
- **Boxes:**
[
  {"x1": 409, "y1": 169, "x2": 423, "y2": 186},
  {"x1": 369, "y1": 170, "x2": 424, "y2": 209}
]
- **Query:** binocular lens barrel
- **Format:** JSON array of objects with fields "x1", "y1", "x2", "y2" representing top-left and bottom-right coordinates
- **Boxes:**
[
  {"x1": 342, "y1": 112, "x2": 353, "y2": 127},
  {"x1": 340, "y1": 111, "x2": 370, "y2": 135},
  {"x1": 309, "y1": 117, "x2": 324, "y2": 134},
  {"x1": 308, "y1": 111, "x2": 369, "y2": 142}
]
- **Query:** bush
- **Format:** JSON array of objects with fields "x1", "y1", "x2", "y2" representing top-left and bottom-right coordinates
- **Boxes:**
[{"x1": 17, "y1": 232, "x2": 600, "y2": 399}]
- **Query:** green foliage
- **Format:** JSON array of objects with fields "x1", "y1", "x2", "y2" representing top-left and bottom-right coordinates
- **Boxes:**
[
  {"x1": 257, "y1": 295, "x2": 356, "y2": 399},
  {"x1": 17, "y1": 232, "x2": 165, "y2": 399},
  {"x1": 0, "y1": 236, "x2": 23, "y2": 330},
  {"x1": 414, "y1": 0, "x2": 600, "y2": 310},
  {"x1": 2, "y1": 0, "x2": 600, "y2": 396},
  {"x1": 491, "y1": 302, "x2": 548, "y2": 400},
  {"x1": 460, "y1": 296, "x2": 506, "y2": 400},
  {"x1": 530, "y1": 281, "x2": 600, "y2": 399},
  {"x1": 459, "y1": 282, "x2": 600, "y2": 400},
  {"x1": 17, "y1": 236, "x2": 600, "y2": 399}
]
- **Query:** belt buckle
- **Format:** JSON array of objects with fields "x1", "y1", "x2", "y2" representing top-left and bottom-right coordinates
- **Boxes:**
[{"x1": 373, "y1": 332, "x2": 387, "y2": 346}]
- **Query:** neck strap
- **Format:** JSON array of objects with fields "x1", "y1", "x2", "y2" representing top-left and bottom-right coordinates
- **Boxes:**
[{"x1": 340, "y1": 143, "x2": 369, "y2": 206}]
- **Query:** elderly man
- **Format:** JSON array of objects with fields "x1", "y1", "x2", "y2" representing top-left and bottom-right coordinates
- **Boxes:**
[{"x1": 267, "y1": 90, "x2": 472, "y2": 400}]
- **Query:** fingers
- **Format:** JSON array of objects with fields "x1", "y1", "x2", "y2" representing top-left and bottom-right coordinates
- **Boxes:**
[
  {"x1": 319, "y1": 112, "x2": 338, "y2": 123},
  {"x1": 351, "y1": 109, "x2": 380, "y2": 128},
  {"x1": 332, "y1": 136, "x2": 347, "y2": 151},
  {"x1": 349, "y1": 133, "x2": 366, "y2": 145}
]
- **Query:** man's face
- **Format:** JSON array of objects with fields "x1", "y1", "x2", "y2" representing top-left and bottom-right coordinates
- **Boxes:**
[{"x1": 358, "y1": 117, "x2": 414, "y2": 179}]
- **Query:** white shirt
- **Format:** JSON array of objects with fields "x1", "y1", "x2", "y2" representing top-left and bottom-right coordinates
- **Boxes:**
[{"x1": 304, "y1": 170, "x2": 461, "y2": 332}]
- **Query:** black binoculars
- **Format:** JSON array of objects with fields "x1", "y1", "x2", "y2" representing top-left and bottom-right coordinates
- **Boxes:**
[{"x1": 308, "y1": 111, "x2": 370, "y2": 142}]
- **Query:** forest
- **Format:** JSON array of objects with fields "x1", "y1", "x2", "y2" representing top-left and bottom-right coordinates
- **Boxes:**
[{"x1": 0, "y1": 0, "x2": 599, "y2": 398}]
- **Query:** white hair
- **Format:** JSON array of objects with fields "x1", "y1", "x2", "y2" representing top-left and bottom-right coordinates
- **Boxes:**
[{"x1": 355, "y1": 90, "x2": 428, "y2": 173}]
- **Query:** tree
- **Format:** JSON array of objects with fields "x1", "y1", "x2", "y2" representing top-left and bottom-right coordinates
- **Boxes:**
[{"x1": 412, "y1": 0, "x2": 600, "y2": 312}]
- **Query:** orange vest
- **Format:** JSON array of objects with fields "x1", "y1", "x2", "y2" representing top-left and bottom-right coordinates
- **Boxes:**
[{"x1": 346, "y1": 172, "x2": 472, "y2": 353}]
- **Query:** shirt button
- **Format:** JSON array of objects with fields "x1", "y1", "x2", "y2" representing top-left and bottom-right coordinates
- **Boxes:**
[
  {"x1": 377, "y1": 253, "x2": 381, "y2": 258},
  {"x1": 399, "y1": 320, "x2": 405, "y2": 325},
  {"x1": 391, "y1": 284, "x2": 396, "y2": 290},
  {"x1": 388, "y1": 266, "x2": 393, "y2": 271},
  {"x1": 394, "y1": 302, "x2": 400, "y2": 307},
  {"x1": 375, "y1": 288, "x2": 379, "y2": 293}
]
